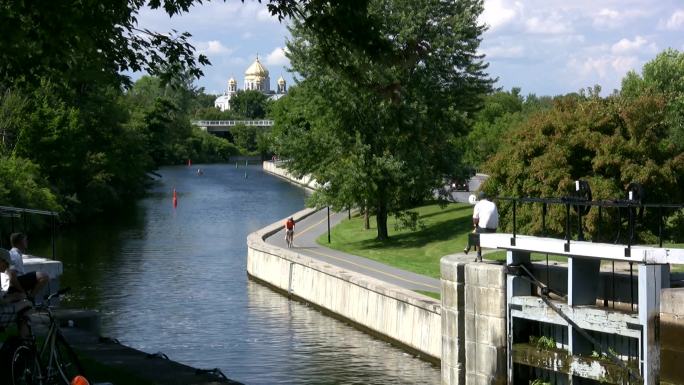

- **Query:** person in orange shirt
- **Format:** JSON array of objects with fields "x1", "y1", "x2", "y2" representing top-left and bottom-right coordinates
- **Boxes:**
[{"x1": 284, "y1": 217, "x2": 295, "y2": 248}]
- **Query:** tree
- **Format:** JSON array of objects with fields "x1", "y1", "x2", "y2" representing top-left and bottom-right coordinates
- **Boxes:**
[
  {"x1": 229, "y1": 90, "x2": 271, "y2": 119},
  {"x1": 621, "y1": 49, "x2": 684, "y2": 151},
  {"x1": 0, "y1": 0, "x2": 210, "y2": 89},
  {"x1": 272, "y1": 0, "x2": 493, "y2": 240},
  {"x1": 483, "y1": 93, "x2": 684, "y2": 242}
]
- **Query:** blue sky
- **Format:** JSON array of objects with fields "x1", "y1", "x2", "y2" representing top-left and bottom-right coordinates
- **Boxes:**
[{"x1": 137, "y1": 0, "x2": 684, "y2": 96}]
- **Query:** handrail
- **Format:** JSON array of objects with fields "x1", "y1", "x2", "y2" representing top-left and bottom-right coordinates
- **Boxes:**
[
  {"x1": 0, "y1": 205, "x2": 59, "y2": 259},
  {"x1": 0, "y1": 205, "x2": 59, "y2": 217},
  {"x1": 495, "y1": 196, "x2": 684, "y2": 251}
]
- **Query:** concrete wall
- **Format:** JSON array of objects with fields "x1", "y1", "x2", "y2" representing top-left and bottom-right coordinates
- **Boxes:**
[
  {"x1": 661, "y1": 288, "x2": 684, "y2": 385},
  {"x1": 246, "y1": 208, "x2": 442, "y2": 361},
  {"x1": 441, "y1": 256, "x2": 507, "y2": 385},
  {"x1": 262, "y1": 161, "x2": 318, "y2": 190}
]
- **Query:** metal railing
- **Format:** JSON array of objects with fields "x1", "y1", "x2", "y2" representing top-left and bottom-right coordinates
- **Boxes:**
[
  {"x1": 497, "y1": 197, "x2": 684, "y2": 252},
  {"x1": 0, "y1": 205, "x2": 59, "y2": 259},
  {"x1": 191, "y1": 120, "x2": 274, "y2": 128}
]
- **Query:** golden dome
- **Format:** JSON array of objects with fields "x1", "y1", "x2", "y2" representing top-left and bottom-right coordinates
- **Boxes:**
[
  {"x1": 277, "y1": 76, "x2": 286, "y2": 84},
  {"x1": 245, "y1": 57, "x2": 269, "y2": 77},
  {"x1": 228, "y1": 77, "x2": 236, "y2": 84}
]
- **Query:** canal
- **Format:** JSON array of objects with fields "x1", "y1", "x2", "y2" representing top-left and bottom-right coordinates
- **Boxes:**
[{"x1": 38, "y1": 164, "x2": 440, "y2": 384}]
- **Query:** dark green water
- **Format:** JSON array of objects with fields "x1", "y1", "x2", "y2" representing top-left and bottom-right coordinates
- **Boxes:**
[{"x1": 34, "y1": 164, "x2": 440, "y2": 384}]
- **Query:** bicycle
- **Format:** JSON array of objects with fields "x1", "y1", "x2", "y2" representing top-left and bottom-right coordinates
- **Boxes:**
[
  {"x1": 9, "y1": 287, "x2": 86, "y2": 385},
  {"x1": 285, "y1": 229, "x2": 294, "y2": 248}
]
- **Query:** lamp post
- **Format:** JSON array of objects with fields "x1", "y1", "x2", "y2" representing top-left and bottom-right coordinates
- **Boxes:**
[{"x1": 323, "y1": 181, "x2": 332, "y2": 244}]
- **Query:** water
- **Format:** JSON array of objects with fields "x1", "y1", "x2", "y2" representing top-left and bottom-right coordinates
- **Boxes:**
[{"x1": 37, "y1": 164, "x2": 440, "y2": 384}]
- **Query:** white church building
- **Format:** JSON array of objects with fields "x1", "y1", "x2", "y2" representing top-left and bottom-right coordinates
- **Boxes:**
[{"x1": 214, "y1": 56, "x2": 287, "y2": 111}]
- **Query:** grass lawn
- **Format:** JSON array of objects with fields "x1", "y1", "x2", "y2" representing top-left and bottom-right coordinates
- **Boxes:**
[{"x1": 317, "y1": 202, "x2": 473, "y2": 279}]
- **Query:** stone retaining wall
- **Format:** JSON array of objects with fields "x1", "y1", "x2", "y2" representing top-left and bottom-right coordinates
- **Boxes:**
[
  {"x1": 661, "y1": 287, "x2": 684, "y2": 385},
  {"x1": 246, "y1": 207, "x2": 442, "y2": 361},
  {"x1": 441, "y1": 255, "x2": 507, "y2": 385},
  {"x1": 262, "y1": 161, "x2": 318, "y2": 190}
]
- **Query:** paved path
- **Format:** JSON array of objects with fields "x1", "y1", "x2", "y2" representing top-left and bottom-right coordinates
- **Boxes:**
[{"x1": 266, "y1": 209, "x2": 442, "y2": 293}]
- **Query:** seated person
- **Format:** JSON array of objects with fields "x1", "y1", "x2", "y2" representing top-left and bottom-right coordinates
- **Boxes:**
[
  {"x1": 0, "y1": 248, "x2": 31, "y2": 337},
  {"x1": 7, "y1": 233, "x2": 50, "y2": 299}
]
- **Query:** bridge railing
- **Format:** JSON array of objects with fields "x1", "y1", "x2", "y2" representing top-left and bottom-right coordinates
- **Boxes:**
[{"x1": 191, "y1": 120, "x2": 274, "y2": 128}]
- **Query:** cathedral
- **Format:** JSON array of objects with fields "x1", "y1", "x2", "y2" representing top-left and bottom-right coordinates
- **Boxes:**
[{"x1": 214, "y1": 56, "x2": 287, "y2": 112}]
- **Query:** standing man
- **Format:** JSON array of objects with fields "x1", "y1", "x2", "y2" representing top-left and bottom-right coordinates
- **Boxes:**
[
  {"x1": 7, "y1": 233, "x2": 50, "y2": 299},
  {"x1": 464, "y1": 191, "x2": 498, "y2": 262},
  {"x1": 284, "y1": 217, "x2": 296, "y2": 248}
]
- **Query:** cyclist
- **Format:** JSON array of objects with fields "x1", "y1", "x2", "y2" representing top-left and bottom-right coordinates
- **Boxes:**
[{"x1": 284, "y1": 217, "x2": 295, "y2": 248}]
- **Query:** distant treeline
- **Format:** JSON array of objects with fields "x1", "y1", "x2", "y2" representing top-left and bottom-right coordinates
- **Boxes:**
[{"x1": 0, "y1": 75, "x2": 252, "y2": 222}]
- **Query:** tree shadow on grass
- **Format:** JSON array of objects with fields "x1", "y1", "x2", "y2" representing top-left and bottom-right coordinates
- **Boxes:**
[
  {"x1": 354, "y1": 214, "x2": 473, "y2": 250},
  {"x1": 413, "y1": 203, "x2": 471, "y2": 221}
]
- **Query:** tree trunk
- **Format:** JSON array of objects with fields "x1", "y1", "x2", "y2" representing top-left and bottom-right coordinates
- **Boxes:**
[
  {"x1": 363, "y1": 205, "x2": 370, "y2": 230},
  {"x1": 376, "y1": 199, "x2": 388, "y2": 240}
]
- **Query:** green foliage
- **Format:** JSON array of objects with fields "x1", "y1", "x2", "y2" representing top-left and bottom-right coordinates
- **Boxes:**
[
  {"x1": 621, "y1": 49, "x2": 684, "y2": 151},
  {"x1": 0, "y1": 156, "x2": 61, "y2": 212},
  {"x1": 484, "y1": 91, "x2": 684, "y2": 242},
  {"x1": 273, "y1": 0, "x2": 493, "y2": 239},
  {"x1": 462, "y1": 88, "x2": 554, "y2": 168},
  {"x1": 0, "y1": 0, "x2": 210, "y2": 88},
  {"x1": 229, "y1": 90, "x2": 271, "y2": 119},
  {"x1": 125, "y1": 76, "x2": 238, "y2": 167},
  {"x1": 230, "y1": 125, "x2": 259, "y2": 153},
  {"x1": 530, "y1": 379, "x2": 551, "y2": 385},
  {"x1": 530, "y1": 335, "x2": 556, "y2": 350}
]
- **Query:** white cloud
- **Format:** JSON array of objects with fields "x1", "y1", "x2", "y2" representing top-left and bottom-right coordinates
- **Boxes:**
[
  {"x1": 265, "y1": 47, "x2": 289, "y2": 66},
  {"x1": 569, "y1": 54, "x2": 639, "y2": 79},
  {"x1": 525, "y1": 15, "x2": 572, "y2": 34},
  {"x1": 482, "y1": 44, "x2": 524, "y2": 59},
  {"x1": 611, "y1": 36, "x2": 657, "y2": 55},
  {"x1": 480, "y1": 0, "x2": 522, "y2": 31},
  {"x1": 592, "y1": 8, "x2": 649, "y2": 29},
  {"x1": 662, "y1": 9, "x2": 684, "y2": 30},
  {"x1": 197, "y1": 40, "x2": 232, "y2": 55}
]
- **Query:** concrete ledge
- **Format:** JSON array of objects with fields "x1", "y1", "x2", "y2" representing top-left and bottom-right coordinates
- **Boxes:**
[
  {"x1": 263, "y1": 161, "x2": 318, "y2": 190},
  {"x1": 247, "y1": 207, "x2": 441, "y2": 361}
]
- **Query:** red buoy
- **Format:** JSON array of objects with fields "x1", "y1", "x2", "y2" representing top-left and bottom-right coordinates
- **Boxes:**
[{"x1": 173, "y1": 188, "x2": 178, "y2": 208}]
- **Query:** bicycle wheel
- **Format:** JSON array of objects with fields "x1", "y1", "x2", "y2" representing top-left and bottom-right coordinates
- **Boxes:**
[
  {"x1": 53, "y1": 333, "x2": 85, "y2": 385},
  {"x1": 12, "y1": 345, "x2": 42, "y2": 385}
]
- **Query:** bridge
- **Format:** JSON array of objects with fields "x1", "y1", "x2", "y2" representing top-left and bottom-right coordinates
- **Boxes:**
[{"x1": 192, "y1": 120, "x2": 274, "y2": 132}]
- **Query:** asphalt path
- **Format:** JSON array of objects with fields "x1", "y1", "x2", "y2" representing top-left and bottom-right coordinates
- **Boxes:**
[{"x1": 266, "y1": 209, "x2": 441, "y2": 293}]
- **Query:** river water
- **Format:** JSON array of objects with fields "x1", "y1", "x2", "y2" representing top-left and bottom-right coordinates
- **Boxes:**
[{"x1": 38, "y1": 164, "x2": 440, "y2": 384}]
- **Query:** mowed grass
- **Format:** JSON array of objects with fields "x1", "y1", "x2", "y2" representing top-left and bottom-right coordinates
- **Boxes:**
[{"x1": 317, "y1": 203, "x2": 473, "y2": 278}]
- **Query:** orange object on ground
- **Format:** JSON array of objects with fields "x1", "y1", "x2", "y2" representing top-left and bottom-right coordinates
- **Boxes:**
[{"x1": 71, "y1": 375, "x2": 90, "y2": 385}]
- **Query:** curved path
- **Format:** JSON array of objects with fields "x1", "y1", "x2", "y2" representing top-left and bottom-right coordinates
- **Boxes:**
[{"x1": 265, "y1": 209, "x2": 441, "y2": 293}]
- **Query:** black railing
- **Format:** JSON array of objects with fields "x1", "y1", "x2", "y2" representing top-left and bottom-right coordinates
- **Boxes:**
[
  {"x1": 0, "y1": 205, "x2": 59, "y2": 259},
  {"x1": 496, "y1": 197, "x2": 684, "y2": 253}
]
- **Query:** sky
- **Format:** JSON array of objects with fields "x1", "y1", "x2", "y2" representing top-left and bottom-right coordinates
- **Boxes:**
[{"x1": 136, "y1": 0, "x2": 684, "y2": 97}]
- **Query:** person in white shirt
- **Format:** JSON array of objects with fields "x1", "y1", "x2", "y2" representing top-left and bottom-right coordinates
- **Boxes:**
[
  {"x1": 463, "y1": 191, "x2": 498, "y2": 261},
  {"x1": 7, "y1": 233, "x2": 50, "y2": 298},
  {"x1": 0, "y1": 248, "x2": 32, "y2": 337}
]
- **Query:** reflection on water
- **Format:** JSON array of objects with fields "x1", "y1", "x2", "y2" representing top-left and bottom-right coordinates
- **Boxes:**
[{"x1": 36, "y1": 164, "x2": 440, "y2": 384}]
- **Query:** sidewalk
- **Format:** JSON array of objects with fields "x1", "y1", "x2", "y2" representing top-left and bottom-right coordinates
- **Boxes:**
[{"x1": 266, "y1": 209, "x2": 443, "y2": 293}]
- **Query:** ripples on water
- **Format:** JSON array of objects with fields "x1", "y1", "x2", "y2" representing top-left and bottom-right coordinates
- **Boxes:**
[{"x1": 38, "y1": 164, "x2": 440, "y2": 384}]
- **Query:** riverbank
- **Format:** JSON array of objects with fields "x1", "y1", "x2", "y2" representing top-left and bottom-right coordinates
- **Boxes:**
[{"x1": 246, "y1": 207, "x2": 442, "y2": 362}]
